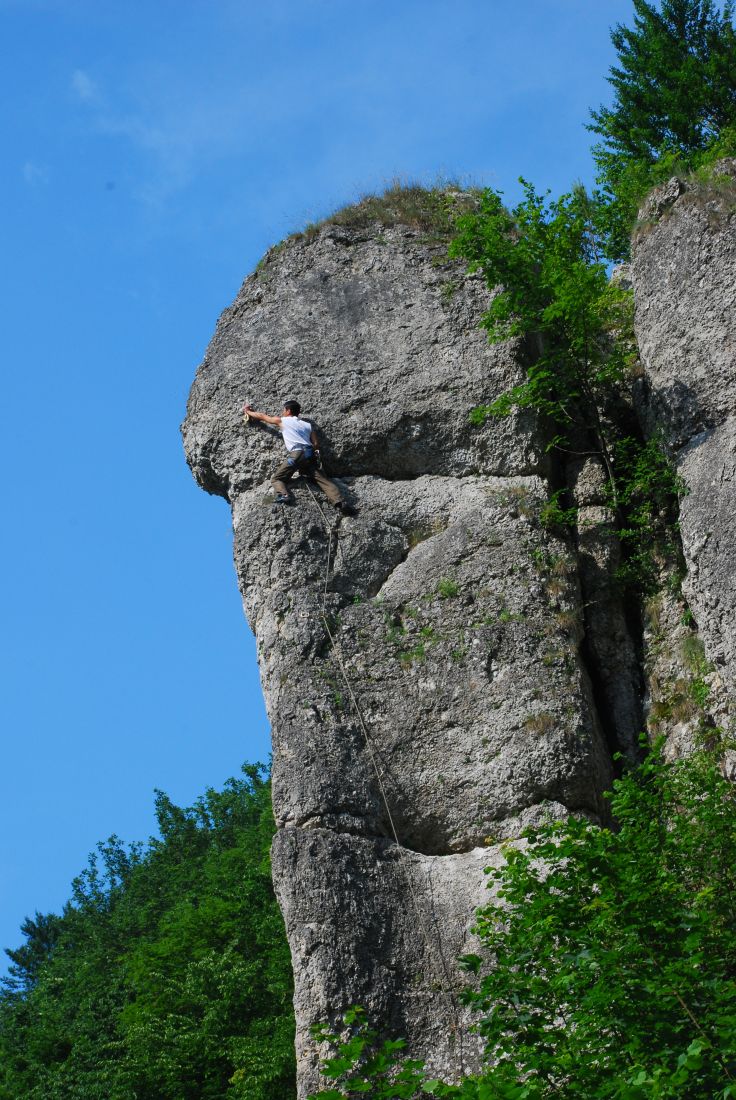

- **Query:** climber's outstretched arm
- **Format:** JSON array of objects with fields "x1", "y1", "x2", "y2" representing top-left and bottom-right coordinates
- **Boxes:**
[{"x1": 244, "y1": 404, "x2": 282, "y2": 427}]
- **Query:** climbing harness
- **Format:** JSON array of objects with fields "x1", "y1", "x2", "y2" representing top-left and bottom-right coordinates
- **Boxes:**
[{"x1": 286, "y1": 446, "x2": 315, "y2": 466}]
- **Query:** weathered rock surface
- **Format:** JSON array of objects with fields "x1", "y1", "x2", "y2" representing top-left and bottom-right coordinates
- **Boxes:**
[
  {"x1": 183, "y1": 223, "x2": 618, "y2": 1094},
  {"x1": 184, "y1": 225, "x2": 546, "y2": 500},
  {"x1": 632, "y1": 168, "x2": 736, "y2": 709}
]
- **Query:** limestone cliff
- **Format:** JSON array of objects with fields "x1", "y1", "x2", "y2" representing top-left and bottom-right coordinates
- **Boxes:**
[
  {"x1": 182, "y1": 189, "x2": 734, "y2": 1094},
  {"x1": 632, "y1": 164, "x2": 736, "y2": 750}
]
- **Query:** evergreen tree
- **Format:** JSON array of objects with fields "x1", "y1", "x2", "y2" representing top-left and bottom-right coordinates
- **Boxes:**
[
  {"x1": 591, "y1": 0, "x2": 736, "y2": 161},
  {"x1": 590, "y1": 0, "x2": 736, "y2": 258}
]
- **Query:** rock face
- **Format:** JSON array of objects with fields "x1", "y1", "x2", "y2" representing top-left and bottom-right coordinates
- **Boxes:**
[
  {"x1": 183, "y1": 191, "x2": 736, "y2": 1092},
  {"x1": 183, "y1": 223, "x2": 617, "y2": 1094},
  {"x1": 632, "y1": 167, "x2": 736, "y2": 715}
]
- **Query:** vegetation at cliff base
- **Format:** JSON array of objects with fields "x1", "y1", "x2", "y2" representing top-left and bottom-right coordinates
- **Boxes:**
[
  {"x1": 6, "y1": 4, "x2": 736, "y2": 1099},
  {"x1": 0, "y1": 766, "x2": 296, "y2": 1100},
  {"x1": 308, "y1": 741, "x2": 736, "y2": 1099}
]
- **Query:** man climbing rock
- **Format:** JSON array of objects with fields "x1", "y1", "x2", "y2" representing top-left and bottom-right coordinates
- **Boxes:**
[{"x1": 243, "y1": 400, "x2": 352, "y2": 513}]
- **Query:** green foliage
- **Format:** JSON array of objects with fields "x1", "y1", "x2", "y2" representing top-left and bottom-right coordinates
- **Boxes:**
[
  {"x1": 462, "y1": 736, "x2": 736, "y2": 1098},
  {"x1": 451, "y1": 181, "x2": 686, "y2": 594},
  {"x1": 538, "y1": 490, "x2": 578, "y2": 531},
  {"x1": 385, "y1": 609, "x2": 440, "y2": 665},
  {"x1": 309, "y1": 742, "x2": 736, "y2": 1099},
  {"x1": 610, "y1": 435, "x2": 687, "y2": 592},
  {"x1": 450, "y1": 182, "x2": 635, "y2": 450},
  {"x1": 595, "y1": 126, "x2": 736, "y2": 261},
  {"x1": 449, "y1": 5, "x2": 736, "y2": 588},
  {"x1": 450, "y1": 182, "x2": 634, "y2": 431},
  {"x1": 450, "y1": 181, "x2": 682, "y2": 593},
  {"x1": 0, "y1": 766, "x2": 295, "y2": 1100},
  {"x1": 589, "y1": 0, "x2": 736, "y2": 258},
  {"x1": 681, "y1": 634, "x2": 714, "y2": 708},
  {"x1": 308, "y1": 1007, "x2": 430, "y2": 1099},
  {"x1": 437, "y1": 578, "x2": 460, "y2": 599},
  {"x1": 591, "y1": 1, "x2": 736, "y2": 160}
]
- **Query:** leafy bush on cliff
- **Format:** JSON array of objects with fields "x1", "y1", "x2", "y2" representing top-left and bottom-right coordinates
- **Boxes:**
[
  {"x1": 448, "y1": 180, "x2": 635, "y2": 446},
  {"x1": 449, "y1": 181, "x2": 683, "y2": 594},
  {"x1": 0, "y1": 766, "x2": 295, "y2": 1100},
  {"x1": 309, "y1": 740, "x2": 736, "y2": 1098}
]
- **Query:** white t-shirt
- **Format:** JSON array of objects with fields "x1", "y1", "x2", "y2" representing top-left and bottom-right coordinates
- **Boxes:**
[{"x1": 280, "y1": 415, "x2": 313, "y2": 452}]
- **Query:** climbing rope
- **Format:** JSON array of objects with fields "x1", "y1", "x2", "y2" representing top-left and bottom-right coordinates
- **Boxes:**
[
  {"x1": 240, "y1": 411, "x2": 468, "y2": 1064},
  {"x1": 301, "y1": 477, "x2": 466, "y2": 1074}
]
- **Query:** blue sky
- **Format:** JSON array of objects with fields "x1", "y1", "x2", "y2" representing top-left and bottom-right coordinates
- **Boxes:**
[{"x1": 1, "y1": 0, "x2": 635, "y2": 965}]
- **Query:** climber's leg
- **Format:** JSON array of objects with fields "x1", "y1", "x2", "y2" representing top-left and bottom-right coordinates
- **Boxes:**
[
  {"x1": 271, "y1": 459, "x2": 297, "y2": 499},
  {"x1": 311, "y1": 465, "x2": 343, "y2": 506}
]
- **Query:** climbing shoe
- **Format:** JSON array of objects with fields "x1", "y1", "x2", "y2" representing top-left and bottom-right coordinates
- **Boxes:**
[
  {"x1": 274, "y1": 494, "x2": 291, "y2": 505},
  {"x1": 334, "y1": 500, "x2": 357, "y2": 516}
]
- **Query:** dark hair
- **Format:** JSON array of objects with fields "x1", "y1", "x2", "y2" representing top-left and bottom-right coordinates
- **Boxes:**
[{"x1": 283, "y1": 400, "x2": 301, "y2": 415}]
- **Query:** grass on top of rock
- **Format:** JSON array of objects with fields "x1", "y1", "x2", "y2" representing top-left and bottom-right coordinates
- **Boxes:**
[{"x1": 290, "y1": 178, "x2": 482, "y2": 242}]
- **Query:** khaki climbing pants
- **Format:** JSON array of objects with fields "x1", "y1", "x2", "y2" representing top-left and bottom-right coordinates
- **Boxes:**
[{"x1": 271, "y1": 451, "x2": 343, "y2": 505}]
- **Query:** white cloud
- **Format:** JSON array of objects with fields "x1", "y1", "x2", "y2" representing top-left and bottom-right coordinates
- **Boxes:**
[
  {"x1": 22, "y1": 160, "x2": 49, "y2": 186},
  {"x1": 71, "y1": 69, "x2": 97, "y2": 102}
]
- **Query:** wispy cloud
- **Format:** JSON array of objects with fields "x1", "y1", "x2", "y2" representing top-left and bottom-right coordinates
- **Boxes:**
[
  {"x1": 71, "y1": 68, "x2": 97, "y2": 103},
  {"x1": 65, "y1": 0, "x2": 559, "y2": 219},
  {"x1": 22, "y1": 160, "x2": 49, "y2": 186},
  {"x1": 69, "y1": 65, "x2": 268, "y2": 208}
]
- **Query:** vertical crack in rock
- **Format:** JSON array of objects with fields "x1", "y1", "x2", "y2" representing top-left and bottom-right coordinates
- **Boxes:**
[
  {"x1": 566, "y1": 456, "x2": 644, "y2": 763},
  {"x1": 183, "y1": 221, "x2": 626, "y2": 1095}
]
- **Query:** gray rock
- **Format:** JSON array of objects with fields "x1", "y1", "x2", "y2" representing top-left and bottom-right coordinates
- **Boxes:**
[
  {"x1": 679, "y1": 422, "x2": 736, "y2": 687},
  {"x1": 640, "y1": 579, "x2": 725, "y2": 759},
  {"x1": 633, "y1": 175, "x2": 736, "y2": 713},
  {"x1": 183, "y1": 224, "x2": 546, "y2": 501},
  {"x1": 233, "y1": 474, "x2": 612, "y2": 854},
  {"x1": 637, "y1": 176, "x2": 688, "y2": 224},
  {"x1": 180, "y1": 173, "x2": 736, "y2": 1093},
  {"x1": 273, "y1": 829, "x2": 494, "y2": 1095},
  {"x1": 713, "y1": 156, "x2": 736, "y2": 180},
  {"x1": 183, "y1": 221, "x2": 618, "y2": 1095}
]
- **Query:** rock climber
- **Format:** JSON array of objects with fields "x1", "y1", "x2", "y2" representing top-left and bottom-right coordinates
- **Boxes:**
[{"x1": 243, "y1": 399, "x2": 353, "y2": 513}]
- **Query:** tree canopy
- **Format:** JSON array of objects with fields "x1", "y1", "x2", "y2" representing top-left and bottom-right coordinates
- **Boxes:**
[
  {"x1": 591, "y1": 0, "x2": 736, "y2": 161},
  {"x1": 0, "y1": 766, "x2": 296, "y2": 1100},
  {"x1": 590, "y1": 0, "x2": 736, "y2": 258}
]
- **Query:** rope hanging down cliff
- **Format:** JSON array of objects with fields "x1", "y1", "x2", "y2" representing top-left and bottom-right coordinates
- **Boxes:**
[
  {"x1": 302, "y1": 478, "x2": 466, "y2": 1077},
  {"x1": 243, "y1": 406, "x2": 465, "y2": 1070}
]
